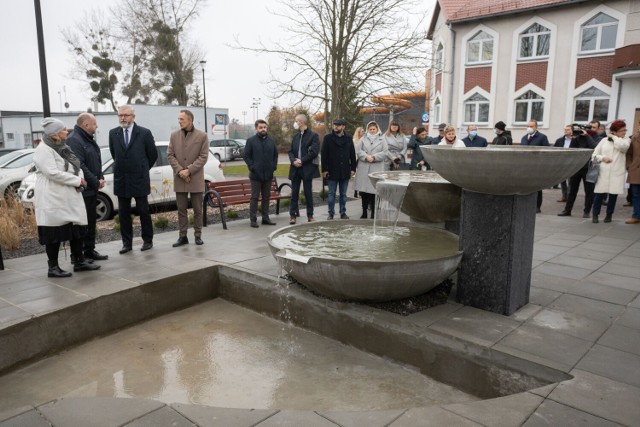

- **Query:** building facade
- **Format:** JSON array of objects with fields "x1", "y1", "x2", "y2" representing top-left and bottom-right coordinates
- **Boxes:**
[{"x1": 427, "y1": 0, "x2": 640, "y2": 140}]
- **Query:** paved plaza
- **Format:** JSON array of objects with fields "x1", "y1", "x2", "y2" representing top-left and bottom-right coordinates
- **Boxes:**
[{"x1": 0, "y1": 190, "x2": 639, "y2": 426}]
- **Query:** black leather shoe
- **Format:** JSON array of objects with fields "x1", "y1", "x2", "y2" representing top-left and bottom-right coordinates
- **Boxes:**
[
  {"x1": 85, "y1": 250, "x2": 108, "y2": 261},
  {"x1": 172, "y1": 236, "x2": 189, "y2": 247},
  {"x1": 71, "y1": 255, "x2": 93, "y2": 264},
  {"x1": 262, "y1": 219, "x2": 277, "y2": 225},
  {"x1": 48, "y1": 266, "x2": 72, "y2": 278},
  {"x1": 195, "y1": 236, "x2": 204, "y2": 245},
  {"x1": 74, "y1": 261, "x2": 101, "y2": 272},
  {"x1": 557, "y1": 211, "x2": 571, "y2": 217},
  {"x1": 119, "y1": 245, "x2": 132, "y2": 254},
  {"x1": 141, "y1": 242, "x2": 153, "y2": 251},
  {"x1": 604, "y1": 216, "x2": 612, "y2": 223}
]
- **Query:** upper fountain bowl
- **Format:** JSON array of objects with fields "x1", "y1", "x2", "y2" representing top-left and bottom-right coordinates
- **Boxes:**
[
  {"x1": 421, "y1": 146, "x2": 593, "y2": 196},
  {"x1": 368, "y1": 170, "x2": 461, "y2": 222}
]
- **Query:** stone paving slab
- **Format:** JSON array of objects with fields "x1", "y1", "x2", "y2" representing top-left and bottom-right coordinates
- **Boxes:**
[
  {"x1": 317, "y1": 409, "x2": 405, "y2": 427},
  {"x1": 388, "y1": 406, "x2": 482, "y2": 426},
  {"x1": 442, "y1": 392, "x2": 543, "y2": 426},
  {"x1": 522, "y1": 399, "x2": 622, "y2": 427},
  {"x1": 616, "y1": 307, "x2": 640, "y2": 329},
  {"x1": 122, "y1": 406, "x2": 196, "y2": 427},
  {"x1": 171, "y1": 404, "x2": 277, "y2": 427},
  {"x1": 548, "y1": 294, "x2": 626, "y2": 322},
  {"x1": 576, "y1": 344, "x2": 640, "y2": 388},
  {"x1": 255, "y1": 410, "x2": 338, "y2": 426},
  {"x1": 526, "y1": 308, "x2": 610, "y2": 341}
]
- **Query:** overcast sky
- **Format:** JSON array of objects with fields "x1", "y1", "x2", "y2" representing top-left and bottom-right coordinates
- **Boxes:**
[{"x1": 0, "y1": 0, "x2": 434, "y2": 123}]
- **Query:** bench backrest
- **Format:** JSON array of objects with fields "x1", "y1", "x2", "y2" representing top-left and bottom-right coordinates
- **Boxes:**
[{"x1": 208, "y1": 178, "x2": 283, "y2": 205}]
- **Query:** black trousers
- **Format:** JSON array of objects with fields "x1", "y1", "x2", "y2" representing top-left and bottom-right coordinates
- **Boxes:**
[
  {"x1": 118, "y1": 196, "x2": 153, "y2": 246},
  {"x1": 82, "y1": 194, "x2": 97, "y2": 254},
  {"x1": 249, "y1": 179, "x2": 272, "y2": 222},
  {"x1": 289, "y1": 169, "x2": 314, "y2": 218},
  {"x1": 564, "y1": 169, "x2": 594, "y2": 214}
]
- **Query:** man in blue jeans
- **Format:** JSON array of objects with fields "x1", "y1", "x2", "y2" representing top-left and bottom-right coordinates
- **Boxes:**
[{"x1": 321, "y1": 118, "x2": 357, "y2": 219}]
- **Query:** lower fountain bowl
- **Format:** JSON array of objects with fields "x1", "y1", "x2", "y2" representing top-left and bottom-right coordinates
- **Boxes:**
[
  {"x1": 267, "y1": 220, "x2": 463, "y2": 302},
  {"x1": 368, "y1": 170, "x2": 461, "y2": 222}
]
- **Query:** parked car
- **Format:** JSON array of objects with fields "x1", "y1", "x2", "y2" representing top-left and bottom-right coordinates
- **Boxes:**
[
  {"x1": 20, "y1": 142, "x2": 225, "y2": 221},
  {"x1": 0, "y1": 149, "x2": 36, "y2": 198},
  {"x1": 0, "y1": 148, "x2": 19, "y2": 157},
  {"x1": 209, "y1": 139, "x2": 244, "y2": 161}
]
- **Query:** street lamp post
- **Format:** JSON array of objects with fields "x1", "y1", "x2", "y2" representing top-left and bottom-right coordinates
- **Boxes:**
[
  {"x1": 200, "y1": 60, "x2": 207, "y2": 136},
  {"x1": 242, "y1": 110, "x2": 247, "y2": 137},
  {"x1": 252, "y1": 97, "x2": 261, "y2": 120}
]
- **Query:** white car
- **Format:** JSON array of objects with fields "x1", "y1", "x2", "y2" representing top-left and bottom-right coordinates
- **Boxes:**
[
  {"x1": 20, "y1": 141, "x2": 225, "y2": 221},
  {"x1": 0, "y1": 149, "x2": 36, "y2": 198}
]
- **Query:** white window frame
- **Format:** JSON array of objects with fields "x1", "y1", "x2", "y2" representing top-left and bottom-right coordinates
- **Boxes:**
[
  {"x1": 572, "y1": 80, "x2": 612, "y2": 124},
  {"x1": 433, "y1": 97, "x2": 442, "y2": 125},
  {"x1": 514, "y1": 90, "x2": 545, "y2": 125},
  {"x1": 435, "y1": 44, "x2": 444, "y2": 72},
  {"x1": 466, "y1": 31, "x2": 493, "y2": 65},
  {"x1": 463, "y1": 93, "x2": 490, "y2": 124},
  {"x1": 518, "y1": 23, "x2": 551, "y2": 60},
  {"x1": 579, "y1": 13, "x2": 618, "y2": 54}
]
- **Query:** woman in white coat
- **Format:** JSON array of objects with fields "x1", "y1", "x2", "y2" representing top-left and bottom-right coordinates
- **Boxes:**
[
  {"x1": 34, "y1": 118, "x2": 100, "y2": 277},
  {"x1": 353, "y1": 121, "x2": 389, "y2": 218},
  {"x1": 383, "y1": 121, "x2": 407, "y2": 170},
  {"x1": 591, "y1": 120, "x2": 630, "y2": 223}
]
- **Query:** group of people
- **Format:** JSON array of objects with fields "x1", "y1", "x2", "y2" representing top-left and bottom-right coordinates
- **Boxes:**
[{"x1": 34, "y1": 106, "x2": 210, "y2": 278}]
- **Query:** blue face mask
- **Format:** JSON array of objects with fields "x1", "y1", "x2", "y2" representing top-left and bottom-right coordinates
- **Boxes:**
[{"x1": 469, "y1": 130, "x2": 477, "y2": 138}]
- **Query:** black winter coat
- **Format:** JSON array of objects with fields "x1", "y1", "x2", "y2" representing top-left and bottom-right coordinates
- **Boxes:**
[
  {"x1": 321, "y1": 132, "x2": 356, "y2": 180},
  {"x1": 491, "y1": 130, "x2": 513, "y2": 145},
  {"x1": 67, "y1": 125, "x2": 103, "y2": 197},
  {"x1": 288, "y1": 129, "x2": 321, "y2": 181},
  {"x1": 243, "y1": 133, "x2": 278, "y2": 182},
  {"x1": 108, "y1": 124, "x2": 158, "y2": 198}
]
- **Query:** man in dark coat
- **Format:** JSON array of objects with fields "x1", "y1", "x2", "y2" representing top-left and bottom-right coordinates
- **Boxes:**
[
  {"x1": 558, "y1": 125, "x2": 598, "y2": 217},
  {"x1": 288, "y1": 114, "x2": 320, "y2": 224},
  {"x1": 521, "y1": 119, "x2": 550, "y2": 213},
  {"x1": 108, "y1": 105, "x2": 158, "y2": 253},
  {"x1": 243, "y1": 119, "x2": 279, "y2": 228},
  {"x1": 321, "y1": 118, "x2": 357, "y2": 219},
  {"x1": 553, "y1": 125, "x2": 574, "y2": 203},
  {"x1": 462, "y1": 124, "x2": 488, "y2": 147},
  {"x1": 67, "y1": 112, "x2": 108, "y2": 262}
]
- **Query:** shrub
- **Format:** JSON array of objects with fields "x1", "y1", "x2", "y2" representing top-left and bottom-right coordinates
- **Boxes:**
[
  {"x1": 153, "y1": 215, "x2": 169, "y2": 229},
  {"x1": 227, "y1": 209, "x2": 239, "y2": 219},
  {"x1": 318, "y1": 188, "x2": 328, "y2": 200}
]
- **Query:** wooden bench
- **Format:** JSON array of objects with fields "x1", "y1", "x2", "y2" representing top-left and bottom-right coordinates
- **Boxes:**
[{"x1": 203, "y1": 178, "x2": 292, "y2": 229}]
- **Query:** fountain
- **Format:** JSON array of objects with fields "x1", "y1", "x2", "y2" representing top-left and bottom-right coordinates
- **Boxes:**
[
  {"x1": 267, "y1": 221, "x2": 462, "y2": 301},
  {"x1": 422, "y1": 145, "x2": 593, "y2": 315},
  {"x1": 368, "y1": 170, "x2": 461, "y2": 223}
]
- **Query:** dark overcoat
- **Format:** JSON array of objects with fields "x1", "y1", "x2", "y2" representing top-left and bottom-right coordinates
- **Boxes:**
[
  {"x1": 108, "y1": 124, "x2": 158, "y2": 198},
  {"x1": 66, "y1": 125, "x2": 103, "y2": 197},
  {"x1": 243, "y1": 133, "x2": 278, "y2": 182},
  {"x1": 321, "y1": 132, "x2": 356, "y2": 180},
  {"x1": 288, "y1": 129, "x2": 321, "y2": 181}
]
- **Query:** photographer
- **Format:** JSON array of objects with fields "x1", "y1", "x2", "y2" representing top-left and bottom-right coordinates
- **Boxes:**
[{"x1": 558, "y1": 124, "x2": 598, "y2": 217}]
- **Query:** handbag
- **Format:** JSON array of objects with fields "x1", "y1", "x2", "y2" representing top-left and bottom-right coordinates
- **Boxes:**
[{"x1": 586, "y1": 160, "x2": 599, "y2": 184}]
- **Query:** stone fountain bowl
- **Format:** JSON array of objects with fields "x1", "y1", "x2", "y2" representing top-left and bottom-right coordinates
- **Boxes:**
[
  {"x1": 368, "y1": 170, "x2": 461, "y2": 223},
  {"x1": 267, "y1": 220, "x2": 463, "y2": 302},
  {"x1": 421, "y1": 146, "x2": 593, "y2": 196}
]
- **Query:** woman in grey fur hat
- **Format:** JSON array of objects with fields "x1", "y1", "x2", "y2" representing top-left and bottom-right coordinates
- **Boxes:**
[{"x1": 33, "y1": 117, "x2": 100, "y2": 278}]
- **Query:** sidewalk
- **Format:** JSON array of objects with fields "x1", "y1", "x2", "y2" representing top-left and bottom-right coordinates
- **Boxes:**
[{"x1": 0, "y1": 194, "x2": 639, "y2": 426}]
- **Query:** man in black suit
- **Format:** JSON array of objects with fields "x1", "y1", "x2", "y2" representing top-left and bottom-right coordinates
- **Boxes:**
[
  {"x1": 553, "y1": 125, "x2": 573, "y2": 202},
  {"x1": 288, "y1": 114, "x2": 320, "y2": 224},
  {"x1": 520, "y1": 119, "x2": 550, "y2": 213},
  {"x1": 108, "y1": 105, "x2": 158, "y2": 253}
]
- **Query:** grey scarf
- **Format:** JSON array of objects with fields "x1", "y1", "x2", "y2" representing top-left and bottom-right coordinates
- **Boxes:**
[{"x1": 42, "y1": 135, "x2": 82, "y2": 175}]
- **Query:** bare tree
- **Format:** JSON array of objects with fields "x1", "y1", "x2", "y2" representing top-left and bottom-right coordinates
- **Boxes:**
[
  {"x1": 238, "y1": 0, "x2": 429, "y2": 129},
  {"x1": 63, "y1": 0, "x2": 206, "y2": 108}
]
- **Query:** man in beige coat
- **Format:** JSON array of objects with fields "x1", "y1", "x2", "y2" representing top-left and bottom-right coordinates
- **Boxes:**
[{"x1": 167, "y1": 109, "x2": 210, "y2": 246}]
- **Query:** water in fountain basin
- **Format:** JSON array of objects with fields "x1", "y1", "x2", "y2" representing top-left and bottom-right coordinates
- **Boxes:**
[
  {"x1": 374, "y1": 180, "x2": 409, "y2": 234},
  {"x1": 271, "y1": 224, "x2": 459, "y2": 261}
]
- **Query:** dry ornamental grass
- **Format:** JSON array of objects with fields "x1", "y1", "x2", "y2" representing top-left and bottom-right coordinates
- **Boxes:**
[{"x1": 0, "y1": 197, "x2": 36, "y2": 250}]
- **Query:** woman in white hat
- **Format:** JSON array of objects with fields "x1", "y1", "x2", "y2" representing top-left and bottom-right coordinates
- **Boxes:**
[{"x1": 34, "y1": 117, "x2": 100, "y2": 277}]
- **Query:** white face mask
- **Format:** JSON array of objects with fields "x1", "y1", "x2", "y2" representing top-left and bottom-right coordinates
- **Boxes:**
[
  {"x1": 293, "y1": 122, "x2": 300, "y2": 130},
  {"x1": 526, "y1": 127, "x2": 534, "y2": 135},
  {"x1": 493, "y1": 129, "x2": 498, "y2": 135}
]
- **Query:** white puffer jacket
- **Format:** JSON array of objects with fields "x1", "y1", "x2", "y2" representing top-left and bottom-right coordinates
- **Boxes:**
[
  {"x1": 592, "y1": 135, "x2": 630, "y2": 195},
  {"x1": 33, "y1": 142, "x2": 87, "y2": 227}
]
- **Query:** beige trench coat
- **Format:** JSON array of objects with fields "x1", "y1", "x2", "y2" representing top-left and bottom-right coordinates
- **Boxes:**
[{"x1": 167, "y1": 128, "x2": 210, "y2": 193}]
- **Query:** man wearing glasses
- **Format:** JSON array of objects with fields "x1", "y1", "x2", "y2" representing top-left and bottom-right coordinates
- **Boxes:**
[{"x1": 108, "y1": 105, "x2": 158, "y2": 254}]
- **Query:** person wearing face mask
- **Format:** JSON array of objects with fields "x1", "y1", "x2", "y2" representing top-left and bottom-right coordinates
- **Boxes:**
[
  {"x1": 491, "y1": 121, "x2": 512, "y2": 145},
  {"x1": 353, "y1": 121, "x2": 389, "y2": 219},
  {"x1": 287, "y1": 114, "x2": 320, "y2": 224},
  {"x1": 520, "y1": 119, "x2": 549, "y2": 213},
  {"x1": 437, "y1": 125, "x2": 465, "y2": 147},
  {"x1": 462, "y1": 125, "x2": 488, "y2": 147},
  {"x1": 108, "y1": 105, "x2": 158, "y2": 254}
]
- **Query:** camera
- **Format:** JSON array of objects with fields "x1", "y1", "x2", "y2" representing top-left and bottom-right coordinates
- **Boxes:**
[
  {"x1": 571, "y1": 124, "x2": 589, "y2": 136},
  {"x1": 392, "y1": 157, "x2": 400, "y2": 165}
]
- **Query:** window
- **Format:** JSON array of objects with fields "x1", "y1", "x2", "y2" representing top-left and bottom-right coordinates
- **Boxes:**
[
  {"x1": 433, "y1": 98, "x2": 442, "y2": 125},
  {"x1": 580, "y1": 13, "x2": 617, "y2": 53},
  {"x1": 6, "y1": 133, "x2": 14, "y2": 141},
  {"x1": 463, "y1": 93, "x2": 489, "y2": 123},
  {"x1": 515, "y1": 91, "x2": 544, "y2": 123},
  {"x1": 519, "y1": 24, "x2": 550, "y2": 59},
  {"x1": 435, "y1": 44, "x2": 444, "y2": 72},
  {"x1": 467, "y1": 31, "x2": 493, "y2": 64},
  {"x1": 574, "y1": 87, "x2": 609, "y2": 122},
  {"x1": 23, "y1": 134, "x2": 32, "y2": 148}
]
